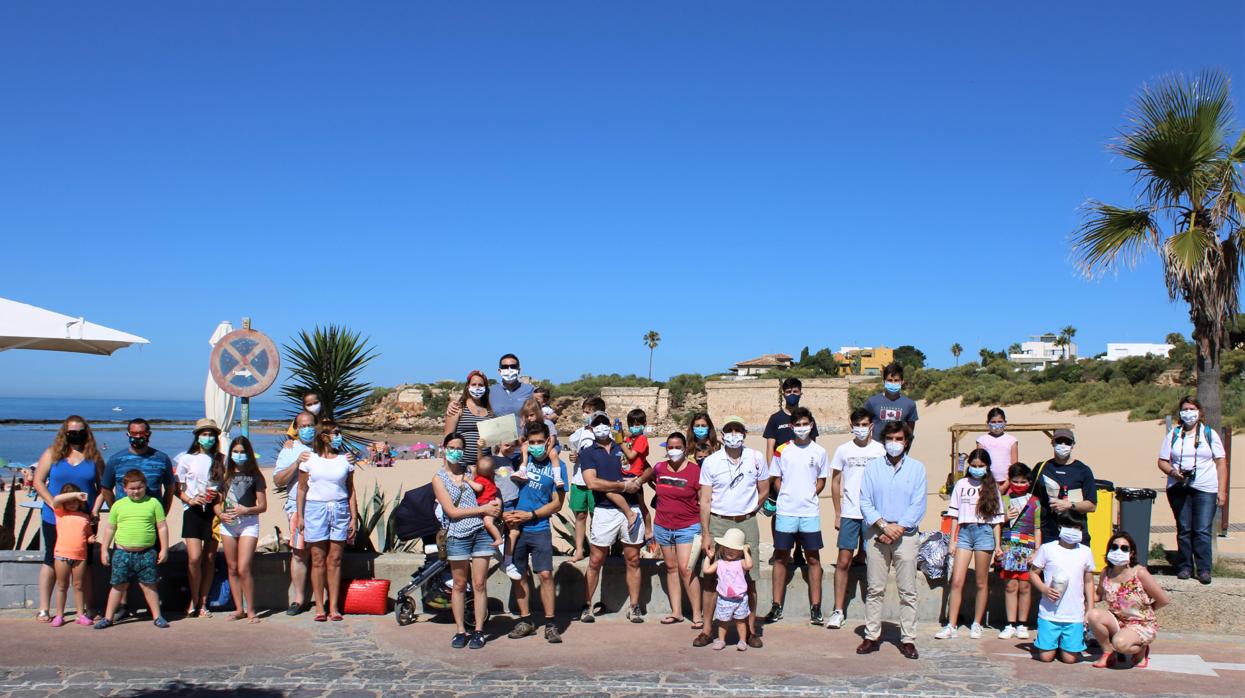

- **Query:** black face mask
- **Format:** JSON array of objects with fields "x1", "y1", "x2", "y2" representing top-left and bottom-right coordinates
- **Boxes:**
[
  {"x1": 128, "y1": 435, "x2": 149, "y2": 450},
  {"x1": 65, "y1": 430, "x2": 88, "y2": 447}
]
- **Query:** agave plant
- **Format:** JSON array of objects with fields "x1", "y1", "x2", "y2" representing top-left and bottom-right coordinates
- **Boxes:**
[
  {"x1": 1073, "y1": 69, "x2": 1244, "y2": 428},
  {"x1": 281, "y1": 325, "x2": 379, "y2": 441}
]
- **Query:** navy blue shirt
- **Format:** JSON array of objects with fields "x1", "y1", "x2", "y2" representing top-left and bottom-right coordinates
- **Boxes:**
[
  {"x1": 578, "y1": 441, "x2": 635, "y2": 509},
  {"x1": 102, "y1": 449, "x2": 176, "y2": 504}
]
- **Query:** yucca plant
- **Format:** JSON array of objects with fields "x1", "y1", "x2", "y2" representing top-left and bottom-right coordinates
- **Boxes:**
[
  {"x1": 281, "y1": 325, "x2": 378, "y2": 442},
  {"x1": 1073, "y1": 69, "x2": 1244, "y2": 428}
]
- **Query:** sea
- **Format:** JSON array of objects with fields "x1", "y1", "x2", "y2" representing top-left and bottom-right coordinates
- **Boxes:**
[{"x1": 0, "y1": 397, "x2": 293, "y2": 468}]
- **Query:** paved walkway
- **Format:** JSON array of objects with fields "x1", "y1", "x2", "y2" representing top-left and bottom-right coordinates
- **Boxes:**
[{"x1": 0, "y1": 610, "x2": 1242, "y2": 697}]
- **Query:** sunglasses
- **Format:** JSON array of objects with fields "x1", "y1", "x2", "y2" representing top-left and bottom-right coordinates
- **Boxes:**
[
  {"x1": 500, "y1": 363, "x2": 520, "y2": 370},
  {"x1": 1108, "y1": 544, "x2": 1131, "y2": 552}
]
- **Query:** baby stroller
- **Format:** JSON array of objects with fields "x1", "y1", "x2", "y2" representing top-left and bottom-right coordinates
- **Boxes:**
[{"x1": 391, "y1": 483, "x2": 492, "y2": 627}]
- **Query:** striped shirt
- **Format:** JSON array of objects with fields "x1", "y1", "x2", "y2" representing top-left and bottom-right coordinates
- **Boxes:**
[{"x1": 455, "y1": 406, "x2": 491, "y2": 467}]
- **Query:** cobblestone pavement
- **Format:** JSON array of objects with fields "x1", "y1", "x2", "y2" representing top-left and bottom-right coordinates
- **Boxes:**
[{"x1": 0, "y1": 611, "x2": 1240, "y2": 697}]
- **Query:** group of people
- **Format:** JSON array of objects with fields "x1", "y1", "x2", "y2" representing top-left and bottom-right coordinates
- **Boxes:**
[{"x1": 26, "y1": 356, "x2": 1219, "y2": 668}]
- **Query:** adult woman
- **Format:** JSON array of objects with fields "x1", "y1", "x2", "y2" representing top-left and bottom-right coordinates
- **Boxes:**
[
  {"x1": 32, "y1": 416, "x2": 104, "y2": 622},
  {"x1": 296, "y1": 419, "x2": 358, "y2": 621},
  {"x1": 652, "y1": 432, "x2": 703, "y2": 628},
  {"x1": 976, "y1": 407, "x2": 1018, "y2": 487},
  {"x1": 687, "y1": 413, "x2": 721, "y2": 464},
  {"x1": 216, "y1": 436, "x2": 268, "y2": 623},
  {"x1": 285, "y1": 391, "x2": 325, "y2": 440},
  {"x1": 431, "y1": 433, "x2": 501, "y2": 649},
  {"x1": 1087, "y1": 531, "x2": 1169, "y2": 668},
  {"x1": 445, "y1": 370, "x2": 492, "y2": 468},
  {"x1": 1157, "y1": 396, "x2": 1227, "y2": 584},
  {"x1": 174, "y1": 418, "x2": 225, "y2": 617}
]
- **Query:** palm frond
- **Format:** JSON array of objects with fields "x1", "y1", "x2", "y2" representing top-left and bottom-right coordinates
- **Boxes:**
[
  {"x1": 1071, "y1": 202, "x2": 1159, "y2": 275},
  {"x1": 1163, "y1": 230, "x2": 1243, "y2": 356},
  {"x1": 280, "y1": 325, "x2": 379, "y2": 440}
]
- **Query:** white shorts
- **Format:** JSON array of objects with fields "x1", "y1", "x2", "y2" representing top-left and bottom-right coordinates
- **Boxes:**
[
  {"x1": 589, "y1": 505, "x2": 644, "y2": 548},
  {"x1": 220, "y1": 515, "x2": 260, "y2": 539}
]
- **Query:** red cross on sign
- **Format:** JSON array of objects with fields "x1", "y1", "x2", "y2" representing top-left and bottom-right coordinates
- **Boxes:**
[{"x1": 209, "y1": 328, "x2": 281, "y2": 398}]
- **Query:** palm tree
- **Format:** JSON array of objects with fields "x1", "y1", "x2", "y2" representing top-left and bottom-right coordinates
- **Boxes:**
[
  {"x1": 1059, "y1": 326, "x2": 1078, "y2": 360},
  {"x1": 643, "y1": 330, "x2": 661, "y2": 380},
  {"x1": 1072, "y1": 70, "x2": 1243, "y2": 428},
  {"x1": 950, "y1": 343, "x2": 963, "y2": 366},
  {"x1": 281, "y1": 325, "x2": 379, "y2": 439}
]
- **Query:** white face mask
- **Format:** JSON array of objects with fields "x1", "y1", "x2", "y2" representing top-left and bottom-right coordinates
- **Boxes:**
[
  {"x1": 499, "y1": 368, "x2": 520, "y2": 383},
  {"x1": 851, "y1": 426, "x2": 871, "y2": 441},
  {"x1": 1106, "y1": 549, "x2": 1131, "y2": 566},
  {"x1": 1053, "y1": 443, "x2": 1073, "y2": 459},
  {"x1": 1179, "y1": 409, "x2": 1200, "y2": 425},
  {"x1": 666, "y1": 448, "x2": 684, "y2": 461},
  {"x1": 306, "y1": 402, "x2": 322, "y2": 415},
  {"x1": 722, "y1": 433, "x2": 745, "y2": 449},
  {"x1": 468, "y1": 386, "x2": 486, "y2": 399},
  {"x1": 989, "y1": 422, "x2": 1006, "y2": 433},
  {"x1": 884, "y1": 441, "x2": 906, "y2": 458},
  {"x1": 792, "y1": 425, "x2": 813, "y2": 440},
  {"x1": 592, "y1": 424, "x2": 613, "y2": 441},
  {"x1": 1059, "y1": 527, "x2": 1082, "y2": 545}
]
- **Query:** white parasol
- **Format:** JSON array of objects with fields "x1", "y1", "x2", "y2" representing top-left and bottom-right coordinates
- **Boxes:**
[
  {"x1": 205, "y1": 321, "x2": 237, "y2": 443},
  {"x1": 0, "y1": 297, "x2": 149, "y2": 355}
]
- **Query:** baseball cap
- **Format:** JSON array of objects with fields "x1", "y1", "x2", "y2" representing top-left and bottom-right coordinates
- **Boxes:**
[
  {"x1": 722, "y1": 415, "x2": 746, "y2": 432},
  {"x1": 1052, "y1": 428, "x2": 1075, "y2": 444}
]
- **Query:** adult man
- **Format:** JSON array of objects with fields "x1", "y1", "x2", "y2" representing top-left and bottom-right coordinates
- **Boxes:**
[
  {"x1": 764, "y1": 407, "x2": 829, "y2": 626},
  {"x1": 272, "y1": 410, "x2": 317, "y2": 615},
  {"x1": 504, "y1": 422, "x2": 568, "y2": 644},
  {"x1": 490, "y1": 353, "x2": 535, "y2": 422},
  {"x1": 1034, "y1": 428, "x2": 1098, "y2": 548},
  {"x1": 857, "y1": 421, "x2": 927, "y2": 660},
  {"x1": 826, "y1": 408, "x2": 884, "y2": 629},
  {"x1": 693, "y1": 416, "x2": 770, "y2": 649},
  {"x1": 863, "y1": 363, "x2": 919, "y2": 442},
  {"x1": 579, "y1": 413, "x2": 647, "y2": 623}
]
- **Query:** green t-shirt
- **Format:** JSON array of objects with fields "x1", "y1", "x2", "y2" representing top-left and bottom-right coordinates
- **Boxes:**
[{"x1": 108, "y1": 494, "x2": 165, "y2": 549}]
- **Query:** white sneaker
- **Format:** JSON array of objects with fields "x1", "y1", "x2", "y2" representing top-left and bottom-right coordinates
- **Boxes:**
[
  {"x1": 934, "y1": 625, "x2": 958, "y2": 639},
  {"x1": 504, "y1": 563, "x2": 522, "y2": 580},
  {"x1": 969, "y1": 623, "x2": 983, "y2": 639},
  {"x1": 825, "y1": 609, "x2": 845, "y2": 629},
  {"x1": 1016, "y1": 625, "x2": 1030, "y2": 639},
  {"x1": 997, "y1": 625, "x2": 1016, "y2": 639}
]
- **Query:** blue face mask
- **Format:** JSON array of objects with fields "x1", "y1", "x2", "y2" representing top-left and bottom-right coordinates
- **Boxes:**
[
  {"x1": 628, "y1": 426, "x2": 644, "y2": 436},
  {"x1": 528, "y1": 444, "x2": 547, "y2": 460},
  {"x1": 446, "y1": 448, "x2": 464, "y2": 464},
  {"x1": 198, "y1": 434, "x2": 217, "y2": 449},
  {"x1": 784, "y1": 394, "x2": 800, "y2": 407},
  {"x1": 298, "y1": 426, "x2": 316, "y2": 444},
  {"x1": 967, "y1": 466, "x2": 988, "y2": 480},
  {"x1": 693, "y1": 426, "x2": 709, "y2": 439},
  {"x1": 330, "y1": 434, "x2": 343, "y2": 450},
  {"x1": 231, "y1": 452, "x2": 248, "y2": 464},
  {"x1": 884, "y1": 382, "x2": 902, "y2": 394}
]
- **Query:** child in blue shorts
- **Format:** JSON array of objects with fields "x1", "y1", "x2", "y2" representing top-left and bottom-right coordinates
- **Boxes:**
[{"x1": 1029, "y1": 513, "x2": 1095, "y2": 663}]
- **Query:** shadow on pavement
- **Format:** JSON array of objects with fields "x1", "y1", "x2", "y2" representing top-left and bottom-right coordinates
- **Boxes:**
[{"x1": 121, "y1": 683, "x2": 284, "y2": 697}]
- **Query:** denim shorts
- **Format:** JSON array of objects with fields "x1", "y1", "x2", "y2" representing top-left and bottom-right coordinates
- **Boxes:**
[
  {"x1": 837, "y1": 517, "x2": 865, "y2": 551},
  {"x1": 654, "y1": 522, "x2": 701, "y2": 546},
  {"x1": 446, "y1": 527, "x2": 495, "y2": 561},
  {"x1": 512, "y1": 528, "x2": 553, "y2": 575},
  {"x1": 774, "y1": 514, "x2": 823, "y2": 551},
  {"x1": 956, "y1": 522, "x2": 997, "y2": 551},
  {"x1": 111, "y1": 547, "x2": 158, "y2": 586},
  {"x1": 304, "y1": 499, "x2": 352, "y2": 543},
  {"x1": 1035, "y1": 617, "x2": 1086, "y2": 653}
]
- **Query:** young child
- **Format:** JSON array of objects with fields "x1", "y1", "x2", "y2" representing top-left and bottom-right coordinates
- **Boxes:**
[
  {"x1": 976, "y1": 407, "x2": 1019, "y2": 487},
  {"x1": 534, "y1": 385, "x2": 558, "y2": 422},
  {"x1": 215, "y1": 436, "x2": 269, "y2": 623},
  {"x1": 702, "y1": 527, "x2": 754, "y2": 651},
  {"x1": 1029, "y1": 512, "x2": 1095, "y2": 663},
  {"x1": 468, "y1": 456, "x2": 504, "y2": 548},
  {"x1": 95, "y1": 469, "x2": 170, "y2": 629},
  {"x1": 619, "y1": 408, "x2": 653, "y2": 545},
  {"x1": 936, "y1": 449, "x2": 1004, "y2": 639},
  {"x1": 50, "y1": 484, "x2": 95, "y2": 627},
  {"x1": 998, "y1": 462, "x2": 1041, "y2": 639},
  {"x1": 1088, "y1": 531, "x2": 1168, "y2": 669},
  {"x1": 566, "y1": 397, "x2": 604, "y2": 562}
]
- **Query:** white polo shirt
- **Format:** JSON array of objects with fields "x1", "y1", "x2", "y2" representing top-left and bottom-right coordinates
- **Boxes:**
[{"x1": 699, "y1": 447, "x2": 768, "y2": 517}]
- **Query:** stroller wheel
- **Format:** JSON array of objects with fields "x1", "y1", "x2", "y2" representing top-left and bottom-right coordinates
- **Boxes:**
[
  {"x1": 395, "y1": 596, "x2": 418, "y2": 626},
  {"x1": 463, "y1": 595, "x2": 491, "y2": 627}
]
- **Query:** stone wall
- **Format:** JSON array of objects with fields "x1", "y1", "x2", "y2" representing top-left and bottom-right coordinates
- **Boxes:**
[
  {"x1": 601, "y1": 387, "x2": 670, "y2": 426},
  {"x1": 704, "y1": 378, "x2": 849, "y2": 432}
]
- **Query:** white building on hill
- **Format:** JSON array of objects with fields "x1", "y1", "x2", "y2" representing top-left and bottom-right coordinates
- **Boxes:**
[
  {"x1": 1009, "y1": 334, "x2": 1076, "y2": 370},
  {"x1": 1106, "y1": 342, "x2": 1173, "y2": 361}
]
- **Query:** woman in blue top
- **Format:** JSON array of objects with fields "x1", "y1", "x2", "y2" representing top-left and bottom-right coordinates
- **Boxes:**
[{"x1": 32, "y1": 415, "x2": 105, "y2": 623}]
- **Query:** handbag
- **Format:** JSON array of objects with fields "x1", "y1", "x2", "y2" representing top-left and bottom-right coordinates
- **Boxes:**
[{"x1": 435, "y1": 478, "x2": 467, "y2": 561}]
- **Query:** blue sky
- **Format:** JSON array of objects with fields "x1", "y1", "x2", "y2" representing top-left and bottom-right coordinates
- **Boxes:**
[{"x1": 2, "y1": 3, "x2": 1243, "y2": 400}]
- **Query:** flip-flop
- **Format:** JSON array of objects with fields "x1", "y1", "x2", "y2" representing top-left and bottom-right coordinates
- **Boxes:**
[
  {"x1": 690, "y1": 620, "x2": 705, "y2": 630},
  {"x1": 660, "y1": 616, "x2": 683, "y2": 625},
  {"x1": 329, "y1": 613, "x2": 344, "y2": 622},
  {"x1": 313, "y1": 614, "x2": 328, "y2": 622},
  {"x1": 36, "y1": 610, "x2": 51, "y2": 623}
]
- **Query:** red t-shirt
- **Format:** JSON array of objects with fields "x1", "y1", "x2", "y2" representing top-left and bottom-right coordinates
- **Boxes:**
[
  {"x1": 653, "y1": 460, "x2": 701, "y2": 530},
  {"x1": 473, "y1": 474, "x2": 498, "y2": 505},
  {"x1": 623, "y1": 435, "x2": 649, "y2": 477}
]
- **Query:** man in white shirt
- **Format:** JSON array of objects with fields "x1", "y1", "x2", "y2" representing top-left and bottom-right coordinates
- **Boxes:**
[
  {"x1": 272, "y1": 411, "x2": 316, "y2": 615},
  {"x1": 825, "y1": 408, "x2": 884, "y2": 630},
  {"x1": 692, "y1": 416, "x2": 770, "y2": 649}
]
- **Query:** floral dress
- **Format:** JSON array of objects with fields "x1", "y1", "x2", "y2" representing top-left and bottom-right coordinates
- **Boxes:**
[{"x1": 1102, "y1": 573, "x2": 1158, "y2": 645}]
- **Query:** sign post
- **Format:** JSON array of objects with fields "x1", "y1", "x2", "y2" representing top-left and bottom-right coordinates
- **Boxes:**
[{"x1": 209, "y1": 320, "x2": 280, "y2": 439}]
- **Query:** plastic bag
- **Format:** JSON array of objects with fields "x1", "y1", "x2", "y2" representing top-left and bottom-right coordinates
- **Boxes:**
[{"x1": 917, "y1": 531, "x2": 951, "y2": 582}]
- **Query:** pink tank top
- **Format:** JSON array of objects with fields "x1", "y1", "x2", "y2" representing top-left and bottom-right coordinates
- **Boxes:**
[{"x1": 716, "y1": 558, "x2": 747, "y2": 598}]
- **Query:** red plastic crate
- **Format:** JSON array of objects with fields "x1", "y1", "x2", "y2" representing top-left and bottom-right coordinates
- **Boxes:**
[{"x1": 343, "y1": 578, "x2": 390, "y2": 615}]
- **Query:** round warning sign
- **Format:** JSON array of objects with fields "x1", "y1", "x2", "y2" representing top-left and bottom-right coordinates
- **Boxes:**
[{"x1": 209, "y1": 328, "x2": 281, "y2": 398}]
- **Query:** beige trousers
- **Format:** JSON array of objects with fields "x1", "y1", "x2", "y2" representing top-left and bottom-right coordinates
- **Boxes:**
[{"x1": 864, "y1": 528, "x2": 919, "y2": 643}]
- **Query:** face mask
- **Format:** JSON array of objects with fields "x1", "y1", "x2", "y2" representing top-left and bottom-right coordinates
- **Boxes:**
[
  {"x1": 65, "y1": 430, "x2": 88, "y2": 447},
  {"x1": 784, "y1": 394, "x2": 800, "y2": 407},
  {"x1": 297, "y1": 426, "x2": 316, "y2": 444},
  {"x1": 967, "y1": 466, "x2": 988, "y2": 480},
  {"x1": 128, "y1": 435, "x2": 148, "y2": 450},
  {"x1": 722, "y1": 433, "x2": 745, "y2": 448},
  {"x1": 1179, "y1": 409, "x2": 1199, "y2": 425},
  {"x1": 792, "y1": 425, "x2": 813, "y2": 440},
  {"x1": 628, "y1": 426, "x2": 644, "y2": 436},
  {"x1": 231, "y1": 452, "x2": 248, "y2": 464},
  {"x1": 1106, "y1": 549, "x2": 1131, "y2": 567},
  {"x1": 468, "y1": 386, "x2": 487, "y2": 399},
  {"x1": 527, "y1": 444, "x2": 547, "y2": 460},
  {"x1": 198, "y1": 435, "x2": 217, "y2": 449},
  {"x1": 884, "y1": 441, "x2": 906, "y2": 458},
  {"x1": 583, "y1": 414, "x2": 593, "y2": 426},
  {"x1": 1010, "y1": 483, "x2": 1030, "y2": 495},
  {"x1": 666, "y1": 448, "x2": 684, "y2": 461},
  {"x1": 592, "y1": 424, "x2": 613, "y2": 441},
  {"x1": 851, "y1": 426, "x2": 871, "y2": 441},
  {"x1": 1059, "y1": 527, "x2": 1082, "y2": 545},
  {"x1": 884, "y1": 381, "x2": 902, "y2": 394},
  {"x1": 1053, "y1": 443, "x2": 1073, "y2": 459},
  {"x1": 989, "y1": 422, "x2": 1006, "y2": 433},
  {"x1": 307, "y1": 402, "x2": 322, "y2": 415},
  {"x1": 330, "y1": 434, "x2": 343, "y2": 450},
  {"x1": 499, "y1": 368, "x2": 520, "y2": 383},
  {"x1": 446, "y1": 448, "x2": 464, "y2": 464},
  {"x1": 692, "y1": 426, "x2": 709, "y2": 439}
]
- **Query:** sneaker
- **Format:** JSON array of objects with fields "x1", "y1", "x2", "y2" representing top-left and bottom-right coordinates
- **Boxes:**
[
  {"x1": 809, "y1": 604, "x2": 824, "y2": 626},
  {"x1": 286, "y1": 602, "x2": 305, "y2": 616},
  {"x1": 505, "y1": 563, "x2": 523, "y2": 581},
  {"x1": 736, "y1": 640, "x2": 748, "y2": 652},
  {"x1": 746, "y1": 633, "x2": 763, "y2": 648},
  {"x1": 969, "y1": 622, "x2": 983, "y2": 639},
  {"x1": 711, "y1": 638, "x2": 726, "y2": 651},
  {"x1": 467, "y1": 631, "x2": 486, "y2": 649},
  {"x1": 934, "y1": 625, "x2": 958, "y2": 639},
  {"x1": 544, "y1": 623, "x2": 562, "y2": 644},
  {"x1": 93, "y1": 618, "x2": 113, "y2": 630},
  {"x1": 1016, "y1": 626, "x2": 1030, "y2": 640},
  {"x1": 997, "y1": 625, "x2": 1016, "y2": 639},
  {"x1": 508, "y1": 620, "x2": 536, "y2": 639},
  {"x1": 1198, "y1": 571, "x2": 1212, "y2": 585},
  {"x1": 825, "y1": 609, "x2": 845, "y2": 630},
  {"x1": 153, "y1": 616, "x2": 170, "y2": 629},
  {"x1": 627, "y1": 604, "x2": 645, "y2": 623},
  {"x1": 579, "y1": 605, "x2": 595, "y2": 624},
  {"x1": 1176, "y1": 568, "x2": 1192, "y2": 580},
  {"x1": 451, "y1": 632, "x2": 468, "y2": 649},
  {"x1": 763, "y1": 603, "x2": 784, "y2": 624},
  {"x1": 49, "y1": 615, "x2": 65, "y2": 628},
  {"x1": 692, "y1": 633, "x2": 713, "y2": 648}
]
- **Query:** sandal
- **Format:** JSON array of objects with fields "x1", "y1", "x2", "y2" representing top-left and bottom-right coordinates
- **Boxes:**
[
  {"x1": 1092, "y1": 651, "x2": 1117, "y2": 669},
  {"x1": 1135, "y1": 646, "x2": 1150, "y2": 669},
  {"x1": 329, "y1": 613, "x2": 344, "y2": 622},
  {"x1": 199, "y1": 609, "x2": 213, "y2": 619},
  {"x1": 660, "y1": 616, "x2": 683, "y2": 625},
  {"x1": 185, "y1": 607, "x2": 200, "y2": 619},
  {"x1": 228, "y1": 611, "x2": 246, "y2": 621},
  {"x1": 313, "y1": 613, "x2": 328, "y2": 622},
  {"x1": 690, "y1": 620, "x2": 705, "y2": 630},
  {"x1": 36, "y1": 610, "x2": 51, "y2": 623}
]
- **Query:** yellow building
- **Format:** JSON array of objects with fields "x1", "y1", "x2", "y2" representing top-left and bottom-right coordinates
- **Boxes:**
[{"x1": 833, "y1": 346, "x2": 894, "y2": 376}]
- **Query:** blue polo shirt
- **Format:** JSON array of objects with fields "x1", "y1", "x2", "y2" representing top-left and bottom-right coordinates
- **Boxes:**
[
  {"x1": 578, "y1": 441, "x2": 635, "y2": 509},
  {"x1": 102, "y1": 448, "x2": 176, "y2": 504},
  {"x1": 515, "y1": 458, "x2": 568, "y2": 533},
  {"x1": 490, "y1": 381, "x2": 534, "y2": 423}
]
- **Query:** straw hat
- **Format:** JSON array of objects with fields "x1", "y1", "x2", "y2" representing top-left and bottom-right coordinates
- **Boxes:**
[
  {"x1": 193, "y1": 418, "x2": 221, "y2": 434},
  {"x1": 714, "y1": 527, "x2": 747, "y2": 551}
]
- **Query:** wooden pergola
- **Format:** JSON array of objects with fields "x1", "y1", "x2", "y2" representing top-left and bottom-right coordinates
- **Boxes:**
[{"x1": 942, "y1": 422, "x2": 1074, "y2": 495}]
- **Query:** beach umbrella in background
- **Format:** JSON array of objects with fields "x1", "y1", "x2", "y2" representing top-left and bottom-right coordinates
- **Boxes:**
[
  {"x1": 205, "y1": 321, "x2": 238, "y2": 443},
  {"x1": 0, "y1": 297, "x2": 148, "y2": 355}
]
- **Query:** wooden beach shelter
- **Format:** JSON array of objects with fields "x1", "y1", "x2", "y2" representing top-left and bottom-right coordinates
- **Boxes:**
[
  {"x1": 0, "y1": 297, "x2": 148, "y2": 355},
  {"x1": 942, "y1": 422, "x2": 1074, "y2": 495}
]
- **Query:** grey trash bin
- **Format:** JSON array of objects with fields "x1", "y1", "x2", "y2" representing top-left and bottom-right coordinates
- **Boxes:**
[{"x1": 1115, "y1": 487, "x2": 1158, "y2": 565}]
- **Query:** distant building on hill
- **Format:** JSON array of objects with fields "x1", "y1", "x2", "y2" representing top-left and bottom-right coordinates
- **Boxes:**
[
  {"x1": 1009, "y1": 334, "x2": 1076, "y2": 370},
  {"x1": 1105, "y1": 342, "x2": 1173, "y2": 361},
  {"x1": 729, "y1": 353, "x2": 793, "y2": 379},
  {"x1": 833, "y1": 346, "x2": 894, "y2": 376}
]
